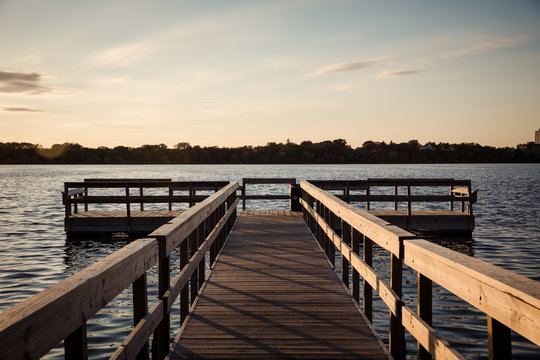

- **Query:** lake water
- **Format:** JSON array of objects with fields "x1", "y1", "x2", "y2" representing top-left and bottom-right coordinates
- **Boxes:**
[{"x1": 0, "y1": 164, "x2": 539, "y2": 359}]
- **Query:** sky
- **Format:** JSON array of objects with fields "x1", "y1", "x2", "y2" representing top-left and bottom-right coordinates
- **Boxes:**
[{"x1": 1, "y1": 0, "x2": 539, "y2": 148}]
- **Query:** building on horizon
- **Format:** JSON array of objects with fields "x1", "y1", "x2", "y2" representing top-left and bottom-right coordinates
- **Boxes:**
[{"x1": 517, "y1": 128, "x2": 540, "y2": 154}]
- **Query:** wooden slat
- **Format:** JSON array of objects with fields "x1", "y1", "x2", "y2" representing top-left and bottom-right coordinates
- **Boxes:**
[
  {"x1": 168, "y1": 214, "x2": 389, "y2": 359},
  {"x1": 401, "y1": 306, "x2": 465, "y2": 360},
  {"x1": 0, "y1": 238, "x2": 157, "y2": 360},
  {"x1": 403, "y1": 239, "x2": 540, "y2": 346}
]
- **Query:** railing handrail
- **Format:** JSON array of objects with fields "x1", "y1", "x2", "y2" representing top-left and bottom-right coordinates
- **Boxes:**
[
  {"x1": 1, "y1": 182, "x2": 239, "y2": 360},
  {"x1": 403, "y1": 239, "x2": 540, "y2": 346},
  {"x1": 299, "y1": 181, "x2": 540, "y2": 359},
  {"x1": 300, "y1": 181, "x2": 414, "y2": 256},
  {"x1": 0, "y1": 238, "x2": 158, "y2": 360}
]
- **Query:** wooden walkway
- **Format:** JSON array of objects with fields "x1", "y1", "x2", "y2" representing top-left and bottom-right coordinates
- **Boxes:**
[{"x1": 167, "y1": 211, "x2": 389, "y2": 359}]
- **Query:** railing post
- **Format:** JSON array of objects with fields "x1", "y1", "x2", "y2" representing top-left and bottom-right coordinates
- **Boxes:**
[
  {"x1": 316, "y1": 201, "x2": 323, "y2": 247},
  {"x1": 449, "y1": 185, "x2": 454, "y2": 211},
  {"x1": 168, "y1": 186, "x2": 173, "y2": 211},
  {"x1": 180, "y1": 238, "x2": 189, "y2": 324},
  {"x1": 133, "y1": 273, "x2": 149, "y2": 360},
  {"x1": 126, "y1": 186, "x2": 131, "y2": 218},
  {"x1": 341, "y1": 220, "x2": 350, "y2": 288},
  {"x1": 242, "y1": 179, "x2": 246, "y2": 210},
  {"x1": 406, "y1": 183, "x2": 411, "y2": 229},
  {"x1": 488, "y1": 316, "x2": 511, "y2": 360},
  {"x1": 74, "y1": 193, "x2": 78, "y2": 214},
  {"x1": 363, "y1": 234, "x2": 373, "y2": 322},
  {"x1": 389, "y1": 243, "x2": 404, "y2": 360},
  {"x1": 140, "y1": 186, "x2": 144, "y2": 211},
  {"x1": 64, "y1": 183, "x2": 71, "y2": 218},
  {"x1": 84, "y1": 186, "x2": 88, "y2": 211},
  {"x1": 394, "y1": 185, "x2": 398, "y2": 210},
  {"x1": 64, "y1": 324, "x2": 88, "y2": 360},
  {"x1": 190, "y1": 230, "x2": 199, "y2": 304},
  {"x1": 154, "y1": 238, "x2": 170, "y2": 360},
  {"x1": 289, "y1": 184, "x2": 302, "y2": 211},
  {"x1": 418, "y1": 273, "x2": 432, "y2": 360},
  {"x1": 366, "y1": 186, "x2": 371, "y2": 210},
  {"x1": 328, "y1": 210, "x2": 336, "y2": 266},
  {"x1": 352, "y1": 229, "x2": 360, "y2": 303},
  {"x1": 198, "y1": 222, "x2": 206, "y2": 290}
]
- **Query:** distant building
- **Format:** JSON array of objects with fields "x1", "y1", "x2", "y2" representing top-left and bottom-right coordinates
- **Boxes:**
[
  {"x1": 518, "y1": 129, "x2": 540, "y2": 154},
  {"x1": 536, "y1": 129, "x2": 540, "y2": 144},
  {"x1": 419, "y1": 144, "x2": 434, "y2": 151}
]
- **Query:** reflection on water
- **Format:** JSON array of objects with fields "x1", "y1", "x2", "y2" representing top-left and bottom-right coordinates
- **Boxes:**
[{"x1": 1, "y1": 164, "x2": 539, "y2": 359}]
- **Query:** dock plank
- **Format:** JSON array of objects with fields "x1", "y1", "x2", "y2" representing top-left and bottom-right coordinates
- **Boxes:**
[{"x1": 168, "y1": 213, "x2": 389, "y2": 359}]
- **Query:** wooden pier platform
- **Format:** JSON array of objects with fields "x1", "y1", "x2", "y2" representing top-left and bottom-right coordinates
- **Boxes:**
[{"x1": 168, "y1": 211, "x2": 389, "y2": 359}]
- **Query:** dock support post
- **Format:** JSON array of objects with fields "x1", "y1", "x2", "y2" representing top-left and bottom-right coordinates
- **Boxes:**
[
  {"x1": 488, "y1": 316, "x2": 511, "y2": 360},
  {"x1": 418, "y1": 274, "x2": 432, "y2": 360}
]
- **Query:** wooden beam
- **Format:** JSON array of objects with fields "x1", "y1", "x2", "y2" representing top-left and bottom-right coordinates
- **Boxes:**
[
  {"x1": 403, "y1": 239, "x2": 540, "y2": 346},
  {"x1": 0, "y1": 239, "x2": 157, "y2": 360}
]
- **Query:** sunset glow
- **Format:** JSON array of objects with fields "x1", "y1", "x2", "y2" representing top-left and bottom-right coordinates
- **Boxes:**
[{"x1": 1, "y1": 1, "x2": 539, "y2": 148}]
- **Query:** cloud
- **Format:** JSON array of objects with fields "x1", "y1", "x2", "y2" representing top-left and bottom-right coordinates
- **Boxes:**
[
  {"x1": 305, "y1": 58, "x2": 385, "y2": 77},
  {"x1": 377, "y1": 69, "x2": 423, "y2": 78},
  {"x1": 440, "y1": 37, "x2": 520, "y2": 59},
  {"x1": 96, "y1": 42, "x2": 155, "y2": 66},
  {"x1": 0, "y1": 71, "x2": 50, "y2": 94},
  {"x1": 2, "y1": 107, "x2": 42, "y2": 112}
]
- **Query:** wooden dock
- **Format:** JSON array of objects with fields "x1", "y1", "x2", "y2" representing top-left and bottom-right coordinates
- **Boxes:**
[
  {"x1": 1, "y1": 179, "x2": 539, "y2": 360},
  {"x1": 168, "y1": 212, "x2": 388, "y2": 359},
  {"x1": 63, "y1": 177, "x2": 477, "y2": 235}
]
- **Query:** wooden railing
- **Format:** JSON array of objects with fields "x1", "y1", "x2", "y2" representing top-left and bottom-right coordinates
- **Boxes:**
[
  {"x1": 240, "y1": 177, "x2": 297, "y2": 210},
  {"x1": 63, "y1": 179, "x2": 229, "y2": 216},
  {"x1": 0, "y1": 182, "x2": 239, "y2": 360},
  {"x1": 300, "y1": 181, "x2": 539, "y2": 360},
  {"x1": 310, "y1": 178, "x2": 477, "y2": 215}
]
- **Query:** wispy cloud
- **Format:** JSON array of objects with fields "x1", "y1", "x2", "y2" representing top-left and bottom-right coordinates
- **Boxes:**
[
  {"x1": 2, "y1": 107, "x2": 43, "y2": 112},
  {"x1": 440, "y1": 36, "x2": 521, "y2": 59},
  {"x1": 377, "y1": 69, "x2": 423, "y2": 78},
  {"x1": 96, "y1": 42, "x2": 155, "y2": 66},
  {"x1": 305, "y1": 58, "x2": 386, "y2": 77},
  {"x1": 0, "y1": 71, "x2": 50, "y2": 94}
]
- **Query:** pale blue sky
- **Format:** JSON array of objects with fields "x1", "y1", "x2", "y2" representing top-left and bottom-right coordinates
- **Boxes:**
[{"x1": 1, "y1": 0, "x2": 539, "y2": 148}]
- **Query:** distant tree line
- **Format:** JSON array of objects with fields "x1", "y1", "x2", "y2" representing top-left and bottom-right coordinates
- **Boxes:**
[{"x1": 0, "y1": 139, "x2": 538, "y2": 164}]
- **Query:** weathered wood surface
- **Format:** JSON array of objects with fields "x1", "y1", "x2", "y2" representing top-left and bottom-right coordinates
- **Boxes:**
[
  {"x1": 0, "y1": 238, "x2": 157, "y2": 360},
  {"x1": 168, "y1": 213, "x2": 389, "y2": 359},
  {"x1": 404, "y1": 239, "x2": 540, "y2": 346}
]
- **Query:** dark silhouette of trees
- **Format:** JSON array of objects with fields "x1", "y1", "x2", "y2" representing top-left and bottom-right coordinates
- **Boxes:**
[{"x1": 0, "y1": 139, "x2": 537, "y2": 164}]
